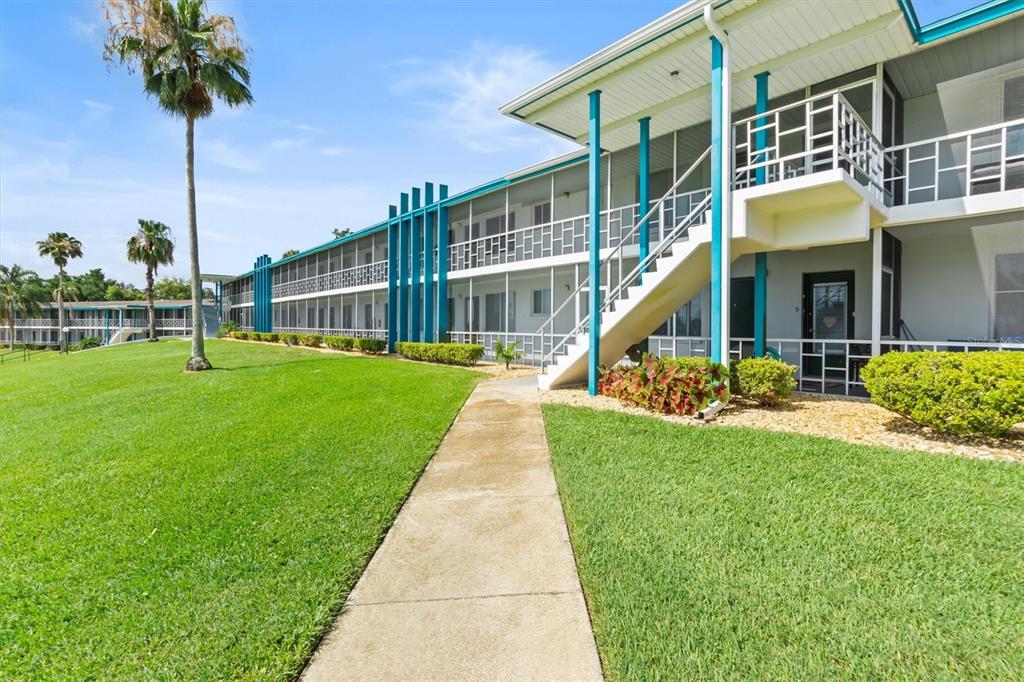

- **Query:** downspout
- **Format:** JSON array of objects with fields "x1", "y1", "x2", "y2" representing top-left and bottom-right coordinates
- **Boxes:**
[{"x1": 705, "y1": 4, "x2": 732, "y2": 368}]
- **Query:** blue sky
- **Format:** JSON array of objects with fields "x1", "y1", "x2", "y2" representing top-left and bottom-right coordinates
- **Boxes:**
[{"x1": 0, "y1": 0, "x2": 982, "y2": 286}]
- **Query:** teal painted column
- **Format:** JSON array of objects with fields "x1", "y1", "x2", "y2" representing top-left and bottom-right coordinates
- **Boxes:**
[
  {"x1": 423, "y1": 183, "x2": 435, "y2": 343},
  {"x1": 754, "y1": 71, "x2": 770, "y2": 357},
  {"x1": 387, "y1": 205, "x2": 398, "y2": 352},
  {"x1": 411, "y1": 187, "x2": 422, "y2": 342},
  {"x1": 709, "y1": 37, "x2": 724, "y2": 364},
  {"x1": 638, "y1": 116, "x2": 651, "y2": 273},
  {"x1": 437, "y1": 185, "x2": 450, "y2": 342},
  {"x1": 587, "y1": 90, "x2": 602, "y2": 396},
  {"x1": 398, "y1": 193, "x2": 410, "y2": 342}
]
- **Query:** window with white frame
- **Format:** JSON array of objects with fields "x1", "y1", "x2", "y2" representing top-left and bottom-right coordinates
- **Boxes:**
[
  {"x1": 994, "y1": 253, "x2": 1024, "y2": 341},
  {"x1": 532, "y1": 289, "x2": 551, "y2": 315}
]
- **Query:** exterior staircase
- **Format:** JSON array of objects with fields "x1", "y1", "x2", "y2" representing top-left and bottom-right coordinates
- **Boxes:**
[
  {"x1": 536, "y1": 148, "x2": 717, "y2": 389},
  {"x1": 108, "y1": 326, "x2": 147, "y2": 345},
  {"x1": 538, "y1": 225, "x2": 715, "y2": 389},
  {"x1": 202, "y1": 303, "x2": 221, "y2": 338}
]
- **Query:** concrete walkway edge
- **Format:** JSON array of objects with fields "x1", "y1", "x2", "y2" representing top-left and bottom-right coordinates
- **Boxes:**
[{"x1": 301, "y1": 377, "x2": 603, "y2": 681}]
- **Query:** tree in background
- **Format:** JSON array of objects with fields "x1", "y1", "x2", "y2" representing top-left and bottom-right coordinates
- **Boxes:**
[
  {"x1": 105, "y1": 0, "x2": 253, "y2": 371},
  {"x1": 331, "y1": 228, "x2": 351, "y2": 239},
  {"x1": 105, "y1": 282, "x2": 146, "y2": 301},
  {"x1": 127, "y1": 219, "x2": 175, "y2": 341},
  {"x1": 36, "y1": 232, "x2": 83, "y2": 353},
  {"x1": 281, "y1": 249, "x2": 299, "y2": 259},
  {"x1": 153, "y1": 277, "x2": 191, "y2": 300},
  {"x1": 0, "y1": 265, "x2": 43, "y2": 350}
]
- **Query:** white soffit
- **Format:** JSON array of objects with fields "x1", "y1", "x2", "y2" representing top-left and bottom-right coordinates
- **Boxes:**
[{"x1": 507, "y1": 0, "x2": 920, "y2": 152}]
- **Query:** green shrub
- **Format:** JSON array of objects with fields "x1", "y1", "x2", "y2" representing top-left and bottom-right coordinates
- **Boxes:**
[
  {"x1": 216, "y1": 321, "x2": 239, "y2": 338},
  {"x1": 356, "y1": 337, "x2": 386, "y2": 355},
  {"x1": 598, "y1": 354, "x2": 729, "y2": 416},
  {"x1": 860, "y1": 351, "x2": 1024, "y2": 436},
  {"x1": 730, "y1": 357, "x2": 797, "y2": 406},
  {"x1": 300, "y1": 333, "x2": 323, "y2": 348},
  {"x1": 267, "y1": 332, "x2": 280, "y2": 343},
  {"x1": 282, "y1": 333, "x2": 300, "y2": 346},
  {"x1": 665, "y1": 356, "x2": 713, "y2": 372},
  {"x1": 396, "y1": 341, "x2": 484, "y2": 366},
  {"x1": 234, "y1": 331, "x2": 250, "y2": 341},
  {"x1": 325, "y1": 336, "x2": 355, "y2": 351},
  {"x1": 70, "y1": 336, "x2": 102, "y2": 352}
]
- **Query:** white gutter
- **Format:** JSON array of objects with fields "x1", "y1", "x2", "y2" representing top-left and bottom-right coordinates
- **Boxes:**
[
  {"x1": 500, "y1": 0, "x2": 715, "y2": 116},
  {"x1": 705, "y1": 4, "x2": 733, "y2": 368}
]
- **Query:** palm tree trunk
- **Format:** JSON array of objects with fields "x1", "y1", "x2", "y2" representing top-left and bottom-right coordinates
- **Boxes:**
[
  {"x1": 57, "y1": 271, "x2": 66, "y2": 354},
  {"x1": 185, "y1": 115, "x2": 211, "y2": 370},
  {"x1": 8, "y1": 304, "x2": 14, "y2": 350},
  {"x1": 146, "y1": 266, "x2": 156, "y2": 341}
]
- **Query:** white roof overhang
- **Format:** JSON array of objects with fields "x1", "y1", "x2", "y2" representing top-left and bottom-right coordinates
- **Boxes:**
[{"x1": 501, "y1": 0, "x2": 918, "y2": 152}]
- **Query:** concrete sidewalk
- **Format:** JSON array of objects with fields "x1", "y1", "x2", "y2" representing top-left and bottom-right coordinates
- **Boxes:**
[{"x1": 302, "y1": 378, "x2": 602, "y2": 681}]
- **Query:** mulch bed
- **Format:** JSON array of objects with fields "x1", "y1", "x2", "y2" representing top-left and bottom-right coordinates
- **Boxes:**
[{"x1": 540, "y1": 388, "x2": 1024, "y2": 463}]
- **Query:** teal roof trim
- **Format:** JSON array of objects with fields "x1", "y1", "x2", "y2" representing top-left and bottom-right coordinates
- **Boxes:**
[{"x1": 898, "y1": 0, "x2": 1023, "y2": 44}]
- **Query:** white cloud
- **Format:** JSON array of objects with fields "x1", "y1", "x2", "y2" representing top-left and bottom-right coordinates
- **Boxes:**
[
  {"x1": 294, "y1": 123, "x2": 323, "y2": 133},
  {"x1": 206, "y1": 139, "x2": 263, "y2": 173},
  {"x1": 269, "y1": 138, "x2": 305, "y2": 152},
  {"x1": 67, "y1": 16, "x2": 100, "y2": 44},
  {"x1": 82, "y1": 99, "x2": 114, "y2": 124},
  {"x1": 320, "y1": 146, "x2": 349, "y2": 157},
  {"x1": 391, "y1": 42, "x2": 578, "y2": 155}
]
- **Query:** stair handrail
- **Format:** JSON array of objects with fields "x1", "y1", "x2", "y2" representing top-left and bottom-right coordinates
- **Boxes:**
[{"x1": 536, "y1": 145, "x2": 712, "y2": 371}]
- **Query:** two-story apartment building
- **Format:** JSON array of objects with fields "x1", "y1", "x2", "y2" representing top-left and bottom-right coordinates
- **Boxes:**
[
  {"x1": 13, "y1": 0, "x2": 1018, "y2": 394},
  {"x1": 1, "y1": 299, "x2": 222, "y2": 347}
]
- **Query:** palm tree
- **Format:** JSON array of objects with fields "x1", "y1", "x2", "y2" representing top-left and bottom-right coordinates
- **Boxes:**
[
  {"x1": 36, "y1": 232, "x2": 83, "y2": 353},
  {"x1": 127, "y1": 219, "x2": 175, "y2": 342},
  {"x1": 103, "y1": 0, "x2": 253, "y2": 371},
  {"x1": 0, "y1": 265, "x2": 43, "y2": 350}
]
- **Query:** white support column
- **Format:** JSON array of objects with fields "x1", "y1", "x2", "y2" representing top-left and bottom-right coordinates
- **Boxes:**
[
  {"x1": 871, "y1": 228, "x2": 883, "y2": 357},
  {"x1": 468, "y1": 276, "x2": 474, "y2": 335},
  {"x1": 504, "y1": 272, "x2": 510, "y2": 342},
  {"x1": 871, "y1": 62, "x2": 884, "y2": 138},
  {"x1": 574, "y1": 263, "x2": 580, "y2": 328}
]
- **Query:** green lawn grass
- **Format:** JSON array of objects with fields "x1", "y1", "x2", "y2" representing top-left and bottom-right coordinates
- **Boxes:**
[
  {"x1": 0, "y1": 340, "x2": 479, "y2": 680},
  {"x1": 543, "y1": 405, "x2": 1024, "y2": 680}
]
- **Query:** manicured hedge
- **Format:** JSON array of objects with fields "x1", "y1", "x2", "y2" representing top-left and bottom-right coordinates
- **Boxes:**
[
  {"x1": 233, "y1": 331, "x2": 250, "y2": 341},
  {"x1": 599, "y1": 354, "x2": 729, "y2": 416},
  {"x1": 395, "y1": 341, "x2": 484, "y2": 366},
  {"x1": 324, "y1": 336, "x2": 355, "y2": 351},
  {"x1": 355, "y1": 338, "x2": 386, "y2": 354},
  {"x1": 282, "y1": 333, "x2": 300, "y2": 346},
  {"x1": 860, "y1": 350, "x2": 1024, "y2": 436},
  {"x1": 730, "y1": 357, "x2": 797, "y2": 406},
  {"x1": 300, "y1": 333, "x2": 323, "y2": 348}
]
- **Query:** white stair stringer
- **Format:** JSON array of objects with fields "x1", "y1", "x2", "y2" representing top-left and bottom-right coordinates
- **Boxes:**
[
  {"x1": 108, "y1": 326, "x2": 146, "y2": 345},
  {"x1": 539, "y1": 224, "x2": 714, "y2": 390}
]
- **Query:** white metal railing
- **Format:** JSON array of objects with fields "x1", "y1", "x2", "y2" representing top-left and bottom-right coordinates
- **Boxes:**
[
  {"x1": 11, "y1": 318, "x2": 57, "y2": 328},
  {"x1": 448, "y1": 331, "x2": 568, "y2": 366},
  {"x1": 236, "y1": 291, "x2": 254, "y2": 305},
  {"x1": 648, "y1": 335, "x2": 1024, "y2": 397},
  {"x1": 271, "y1": 261, "x2": 388, "y2": 299},
  {"x1": 11, "y1": 317, "x2": 190, "y2": 329},
  {"x1": 733, "y1": 90, "x2": 887, "y2": 203},
  {"x1": 447, "y1": 187, "x2": 711, "y2": 273},
  {"x1": 883, "y1": 118, "x2": 1024, "y2": 206},
  {"x1": 536, "y1": 148, "x2": 713, "y2": 373}
]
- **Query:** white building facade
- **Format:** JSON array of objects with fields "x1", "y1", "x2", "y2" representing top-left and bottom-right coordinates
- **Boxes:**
[{"x1": 50, "y1": 0, "x2": 1023, "y2": 395}]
